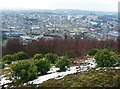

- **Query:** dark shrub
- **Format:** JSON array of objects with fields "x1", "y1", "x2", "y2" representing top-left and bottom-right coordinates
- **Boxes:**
[
  {"x1": 95, "y1": 49, "x2": 117, "y2": 67},
  {"x1": 13, "y1": 51, "x2": 28, "y2": 60},
  {"x1": 0, "y1": 61, "x2": 5, "y2": 69},
  {"x1": 45, "y1": 53, "x2": 58, "y2": 64},
  {"x1": 34, "y1": 54, "x2": 43, "y2": 59},
  {"x1": 35, "y1": 58, "x2": 51, "y2": 75},
  {"x1": 56, "y1": 56, "x2": 71, "y2": 71},
  {"x1": 10, "y1": 61, "x2": 38, "y2": 85},
  {"x1": 2, "y1": 55, "x2": 13, "y2": 64},
  {"x1": 88, "y1": 48, "x2": 100, "y2": 56}
]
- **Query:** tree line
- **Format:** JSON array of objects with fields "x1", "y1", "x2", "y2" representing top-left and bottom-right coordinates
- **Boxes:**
[{"x1": 2, "y1": 38, "x2": 119, "y2": 58}]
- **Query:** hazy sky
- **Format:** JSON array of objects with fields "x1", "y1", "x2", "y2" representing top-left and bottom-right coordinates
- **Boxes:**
[{"x1": 0, "y1": 0, "x2": 119, "y2": 12}]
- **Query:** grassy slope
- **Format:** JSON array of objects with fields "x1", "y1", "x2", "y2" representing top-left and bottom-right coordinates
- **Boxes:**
[{"x1": 39, "y1": 69, "x2": 120, "y2": 87}]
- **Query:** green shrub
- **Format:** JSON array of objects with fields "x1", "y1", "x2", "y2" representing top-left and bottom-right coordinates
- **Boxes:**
[
  {"x1": 13, "y1": 51, "x2": 28, "y2": 60},
  {"x1": 56, "y1": 56, "x2": 71, "y2": 71},
  {"x1": 5, "y1": 60, "x2": 12, "y2": 64},
  {"x1": 0, "y1": 61, "x2": 5, "y2": 69},
  {"x1": 35, "y1": 58, "x2": 51, "y2": 75},
  {"x1": 95, "y1": 49, "x2": 117, "y2": 67},
  {"x1": 2, "y1": 55, "x2": 13, "y2": 64},
  {"x1": 10, "y1": 61, "x2": 38, "y2": 85},
  {"x1": 88, "y1": 48, "x2": 100, "y2": 56},
  {"x1": 45, "y1": 53, "x2": 58, "y2": 64},
  {"x1": 34, "y1": 54, "x2": 43, "y2": 59},
  {"x1": 12, "y1": 53, "x2": 19, "y2": 61}
]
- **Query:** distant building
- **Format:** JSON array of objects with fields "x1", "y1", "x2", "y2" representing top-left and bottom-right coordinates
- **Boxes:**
[
  {"x1": 90, "y1": 21, "x2": 98, "y2": 26},
  {"x1": 20, "y1": 36, "x2": 34, "y2": 45},
  {"x1": 108, "y1": 31, "x2": 120, "y2": 40},
  {"x1": 0, "y1": 30, "x2": 10, "y2": 40},
  {"x1": 10, "y1": 32, "x2": 27, "y2": 37}
]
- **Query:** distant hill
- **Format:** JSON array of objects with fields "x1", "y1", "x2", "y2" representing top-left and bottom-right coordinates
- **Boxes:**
[{"x1": 1, "y1": 9, "x2": 118, "y2": 16}]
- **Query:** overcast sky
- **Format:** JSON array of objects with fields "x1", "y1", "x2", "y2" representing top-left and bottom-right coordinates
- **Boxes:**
[{"x1": 0, "y1": 0, "x2": 119, "y2": 12}]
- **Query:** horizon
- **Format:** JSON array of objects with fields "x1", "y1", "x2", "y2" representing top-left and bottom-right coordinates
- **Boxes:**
[
  {"x1": 0, "y1": 0, "x2": 119, "y2": 12},
  {"x1": 1, "y1": 8, "x2": 118, "y2": 13}
]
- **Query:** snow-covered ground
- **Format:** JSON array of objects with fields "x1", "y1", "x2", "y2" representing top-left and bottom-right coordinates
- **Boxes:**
[
  {"x1": 85, "y1": 58, "x2": 97, "y2": 68},
  {"x1": 0, "y1": 77, "x2": 11, "y2": 86},
  {"x1": 0, "y1": 73, "x2": 11, "y2": 86},
  {"x1": 4, "y1": 67, "x2": 10, "y2": 70},
  {"x1": 28, "y1": 58, "x2": 97, "y2": 84},
  {"x1": 28, "y1": 66, "x2": 78, "y2": 84},
  {"x1": 0, "y1": 57, "x2": 119, "y2": 86},
  {"x1": 0, "y1": 58, "x2": 97, "y2": 85}
]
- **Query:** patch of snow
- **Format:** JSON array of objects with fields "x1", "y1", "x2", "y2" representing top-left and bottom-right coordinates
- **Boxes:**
[
  {"x1": 85, "y1": 58, "x2": 97, "y2": 68},
  {"x1": 96, "y1": 67, "x2": 101, "y2": 70},
  {"x1": 28, "y1": 58, "x2": 97, "y2": 84},
  {"x1": 4, "y1": 85, "x2": 8, "y2": 87},
  {"x1": 0, "y1": 73, "x2": 11, "y2": 78},
  {"x1": 78, "y1": 66, "x2": 88, "y2": 71},
  {"x1": 0, "y1": 75, "x2": 5, "y2": 78},
  {"x1": 4, "y1": 67, "x2": 10, "y2": 70},
  {"x1": 114, "y1": 67, "x2": 120, "y2": 69},
  {"x1": 5, "y1": 64, "x2": 8, "y2": 66},
  {"x1": 47, "y1": 66, "x2": 59, "y2": 73},
  {"x1": 28, "y1": 66, "x2": 77, "y2": 84},
  {"x1": 0, "y1": 77, "x2": 11, "y2": 85}
]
